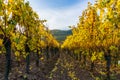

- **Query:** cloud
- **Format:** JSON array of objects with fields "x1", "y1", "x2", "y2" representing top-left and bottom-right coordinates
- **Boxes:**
[{"x1": 29, "y1": 0, "x2": 95, "y2": 30}]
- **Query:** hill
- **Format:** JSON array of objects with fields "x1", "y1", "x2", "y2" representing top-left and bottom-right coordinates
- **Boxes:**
[{"x1": 50, "y1": 29, "x2": 72, "y2": 43}]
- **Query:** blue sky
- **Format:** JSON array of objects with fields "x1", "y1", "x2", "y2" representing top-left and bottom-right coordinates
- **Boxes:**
[
  {"x1": 37, "y1": 0, "x2": 80, "y2": 9},
  {"x1": 27, "y1": 0, "x2": 95, "y2": 30}
]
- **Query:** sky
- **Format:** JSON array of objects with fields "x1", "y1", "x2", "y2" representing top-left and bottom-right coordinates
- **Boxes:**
[{"x1": 27, "y1": 0, "x2": 95, "y2": 30}]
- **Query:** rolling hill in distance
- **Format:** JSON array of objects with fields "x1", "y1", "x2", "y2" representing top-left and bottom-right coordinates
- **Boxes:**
[{"x1": 50, "y1": 29, "x2": 72, "y2": 43}]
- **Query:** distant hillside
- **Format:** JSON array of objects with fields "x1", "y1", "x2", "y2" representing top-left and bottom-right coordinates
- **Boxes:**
[{"x1": 50, "y1": 29, "x2": 72, "y2": 43}]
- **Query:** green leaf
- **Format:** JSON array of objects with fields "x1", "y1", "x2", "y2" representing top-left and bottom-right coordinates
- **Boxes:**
[{"x1": 15, "y1": 38, "x2": 19, "y2": 44}]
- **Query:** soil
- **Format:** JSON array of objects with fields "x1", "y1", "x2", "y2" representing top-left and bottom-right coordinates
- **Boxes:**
[{"x1": 0, "y1": 52, "x2": 120, "y2": 80}]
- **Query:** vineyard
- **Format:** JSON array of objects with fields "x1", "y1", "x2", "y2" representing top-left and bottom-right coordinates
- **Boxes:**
[{"x1": 0, "y1": 0, "x2": 120, "y2": 80}]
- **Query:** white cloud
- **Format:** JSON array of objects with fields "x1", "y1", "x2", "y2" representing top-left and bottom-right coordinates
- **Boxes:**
[{"x1": 30, "y1": 0, "x2": 95, "y2": 30}]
